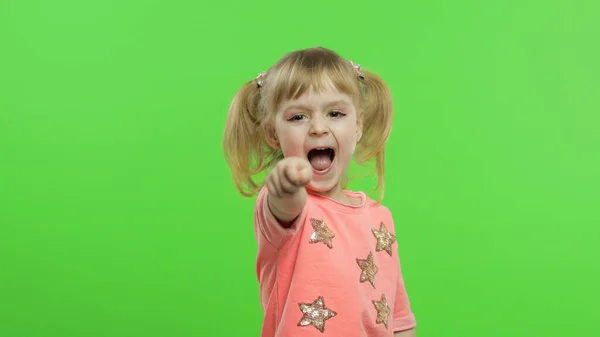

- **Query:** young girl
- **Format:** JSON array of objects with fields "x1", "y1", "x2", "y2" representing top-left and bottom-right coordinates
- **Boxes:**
[{"x1": 223, "y1": 47, "x2": 417, "y2": 337}]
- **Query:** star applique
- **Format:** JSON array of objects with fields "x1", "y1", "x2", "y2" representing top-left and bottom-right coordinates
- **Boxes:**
[
  {"x1": 297, "y1": 296, "x2": 337, "y2": 333},
  {"x1": 356, "y1": 251, "x2": 378, "y2": 288},
  {"x1": 372, "y1": 222, "x2": 396, "y2": 256},
  {"x1": 309, "y1": 218, "x2": 335, "y2": 249},
  {"x1": 372, "y1": 294, "x2": 391, "y2": 329}
]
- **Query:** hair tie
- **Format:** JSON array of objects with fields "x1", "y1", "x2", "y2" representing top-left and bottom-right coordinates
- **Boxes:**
[
  {"x1": 348, "y1": 60, "x2": 365, "y2": 79},
  {"x1": 255, "y1": 72, "x2": 267, "y2": 88}
]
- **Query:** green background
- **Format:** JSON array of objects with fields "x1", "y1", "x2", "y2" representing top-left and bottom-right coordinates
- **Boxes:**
[{"x1": 1, "y1": 0, "x2": 598, "y2": 336}]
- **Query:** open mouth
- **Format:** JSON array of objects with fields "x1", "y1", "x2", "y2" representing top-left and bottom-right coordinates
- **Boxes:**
[{"x1": 307, "y1": 148, "x2": 335, "y2": 171}]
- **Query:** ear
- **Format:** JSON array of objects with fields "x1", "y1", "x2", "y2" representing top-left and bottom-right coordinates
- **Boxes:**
[
  {"x1": 266, "y1": 135, "x2": 280, "y2": 149},
  {"x1": 264, "y1": 124, "x2": 280, "y2": 149},
  {"x1": 356, "y1": 113, "x2": 364, "y2": 143}
]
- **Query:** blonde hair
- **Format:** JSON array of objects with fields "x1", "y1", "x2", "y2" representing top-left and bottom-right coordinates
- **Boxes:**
[{"x1": 222, "y1": 47, "x2": 394, "y2": 202}]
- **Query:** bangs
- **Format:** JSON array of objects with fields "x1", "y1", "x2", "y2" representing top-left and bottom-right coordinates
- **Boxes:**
[{"x1": 263, "y1": 48, "x2": 362, "y2": 113}]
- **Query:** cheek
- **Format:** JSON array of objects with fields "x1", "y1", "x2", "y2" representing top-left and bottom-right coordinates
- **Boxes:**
[
  {"x1": 333, "y1": 123, "x2": 358, "y2": 143},
  {"x1": 336, "y1": 130, "x2": 358, "y2": 159},
  {"x1": 278, "y1": 136, "x2": 304, "y2": 156},
  {"x1": 344, "y1": 142, "x2": 357, "y2": 159}
]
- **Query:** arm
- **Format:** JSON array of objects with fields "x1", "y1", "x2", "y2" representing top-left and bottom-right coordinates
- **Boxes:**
[
  {"x1": 388, "y1": 209, "x2": 418, "y2": 334},
  {"x1": 266, "y1": 157, "x2": 313, "y2": 225},
  {"x1": 395, "y1": 328, "x2": 416, "y2": 337},
  {"x1": 268, "y1": 188, "x2": 307, "y2": 225}
]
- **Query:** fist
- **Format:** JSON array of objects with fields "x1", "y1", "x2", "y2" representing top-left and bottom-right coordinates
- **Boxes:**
[{"x1": 266, "y1": 157, "x2": 313, "y2": 198}]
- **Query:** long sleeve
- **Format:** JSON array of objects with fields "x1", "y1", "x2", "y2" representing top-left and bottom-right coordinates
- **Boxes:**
[
  {"x1": 392, "y1": 256, "x2": 417, "y2": 332},
  {"x1": 254, "y1": 186, "x2": 308, "y2": 248}
]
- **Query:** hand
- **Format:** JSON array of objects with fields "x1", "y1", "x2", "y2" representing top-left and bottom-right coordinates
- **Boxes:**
[{"x1": 266, "y1": 157, "x2": 313, "y2": 198}]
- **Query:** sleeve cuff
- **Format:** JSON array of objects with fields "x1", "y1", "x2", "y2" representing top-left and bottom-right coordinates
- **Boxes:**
[{"x1": 392, "y1": 312, "x2": 417, "y2": 332}]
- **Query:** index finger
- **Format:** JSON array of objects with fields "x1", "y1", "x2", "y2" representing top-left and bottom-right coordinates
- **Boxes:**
[{"x1": 283, "y1": 164, "x2": 300, "y2": 186}]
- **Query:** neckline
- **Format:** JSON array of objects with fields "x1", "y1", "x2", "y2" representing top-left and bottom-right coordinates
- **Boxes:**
[{"x1": 307, "y1": 189, "x2": 369, "y2": 214}]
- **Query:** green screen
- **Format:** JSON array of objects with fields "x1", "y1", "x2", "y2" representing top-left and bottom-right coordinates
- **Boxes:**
[{"x1": 1, "y1": 0, "x2": 598, "y2": 336}]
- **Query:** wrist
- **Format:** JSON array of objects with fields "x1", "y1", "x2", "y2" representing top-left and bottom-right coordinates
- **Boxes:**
[{"x1": 267, "y1": 188, "x2": 307, "y2": 223}]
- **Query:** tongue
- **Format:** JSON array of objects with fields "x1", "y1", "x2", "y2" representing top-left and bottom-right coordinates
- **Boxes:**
[{"x1": 308, "y1": 151, "x2": 332, "y2": 171}]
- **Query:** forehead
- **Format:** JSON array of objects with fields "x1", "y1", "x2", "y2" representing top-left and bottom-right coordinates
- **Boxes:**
[
  {"x1": 282, "y1": 87, "x2": 353, "y2": 107},
  {"x1": 277, "y1": 76, "x2": 355, "y2": 111},
  {"x1": 265, "y1": 67, "x2": 362, "y2": 117}
]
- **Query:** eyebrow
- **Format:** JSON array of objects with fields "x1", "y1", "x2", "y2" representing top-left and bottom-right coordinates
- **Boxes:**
[{"x1": 283, "y1": 100, "x2": 351, "y2": 111}]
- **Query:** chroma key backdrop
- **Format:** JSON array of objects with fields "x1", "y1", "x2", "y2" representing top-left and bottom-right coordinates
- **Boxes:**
[{"x1": 0, "y1": 0, "x2": 598, "y2": 336}]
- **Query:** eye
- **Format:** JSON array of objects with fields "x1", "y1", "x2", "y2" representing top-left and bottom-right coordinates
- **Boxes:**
[
  {"x1": 287, "y1": 114, "x2": 307, "y2": 122},
  {"x1": 328, "y1": 110, "x2": 346, "y2": 118}
]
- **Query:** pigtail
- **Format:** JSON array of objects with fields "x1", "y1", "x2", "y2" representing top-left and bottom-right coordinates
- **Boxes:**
[
  {"x1": 354, "y1": 70, "x2": 394, "y2": 203},
  {"x1": 223, "y1": 80, "x2": 275, "y2": 197}
]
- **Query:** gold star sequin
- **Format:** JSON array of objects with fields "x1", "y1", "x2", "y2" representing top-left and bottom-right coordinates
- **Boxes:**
[
  {"x1": 297, "y1": 296, "x2": 337, "y2": 333},
  {"x1": 356, "y1": 251, "x2": 378, "y2": 288},
  {"x1": 372, "y1": 294, "x2": 391, "y2": 329},
  {"x1": 372, "y1": 222, "x2": 396, "y2": 256},
  {"x1": 309, "y1": 218, "x2": 335, "y2": 249}
]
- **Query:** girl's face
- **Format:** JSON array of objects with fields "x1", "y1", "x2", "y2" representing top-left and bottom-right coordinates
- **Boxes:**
[{"x1": 271, "y1": 78, "x2": 362, "y2": 200}]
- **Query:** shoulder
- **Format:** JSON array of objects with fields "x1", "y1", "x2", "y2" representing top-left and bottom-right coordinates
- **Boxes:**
[
  {"x1": 255, "y1": 185, "x2": 268, "y2": 206},
  {"x1": 365, "y1": 196, "x2": 393, "y2": 217},
  {"x1": 362, "y1": 196, "x2": 399, "y2": 233}
]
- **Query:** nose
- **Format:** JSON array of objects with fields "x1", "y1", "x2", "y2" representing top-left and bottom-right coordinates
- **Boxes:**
[{"x1": 309, "y1": 115, "x2": 329, "y2": 136}]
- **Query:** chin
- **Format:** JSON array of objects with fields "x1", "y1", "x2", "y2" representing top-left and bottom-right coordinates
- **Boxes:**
[{"x1": 307, "y1": 179, "x2": 340, "y2": 194}]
